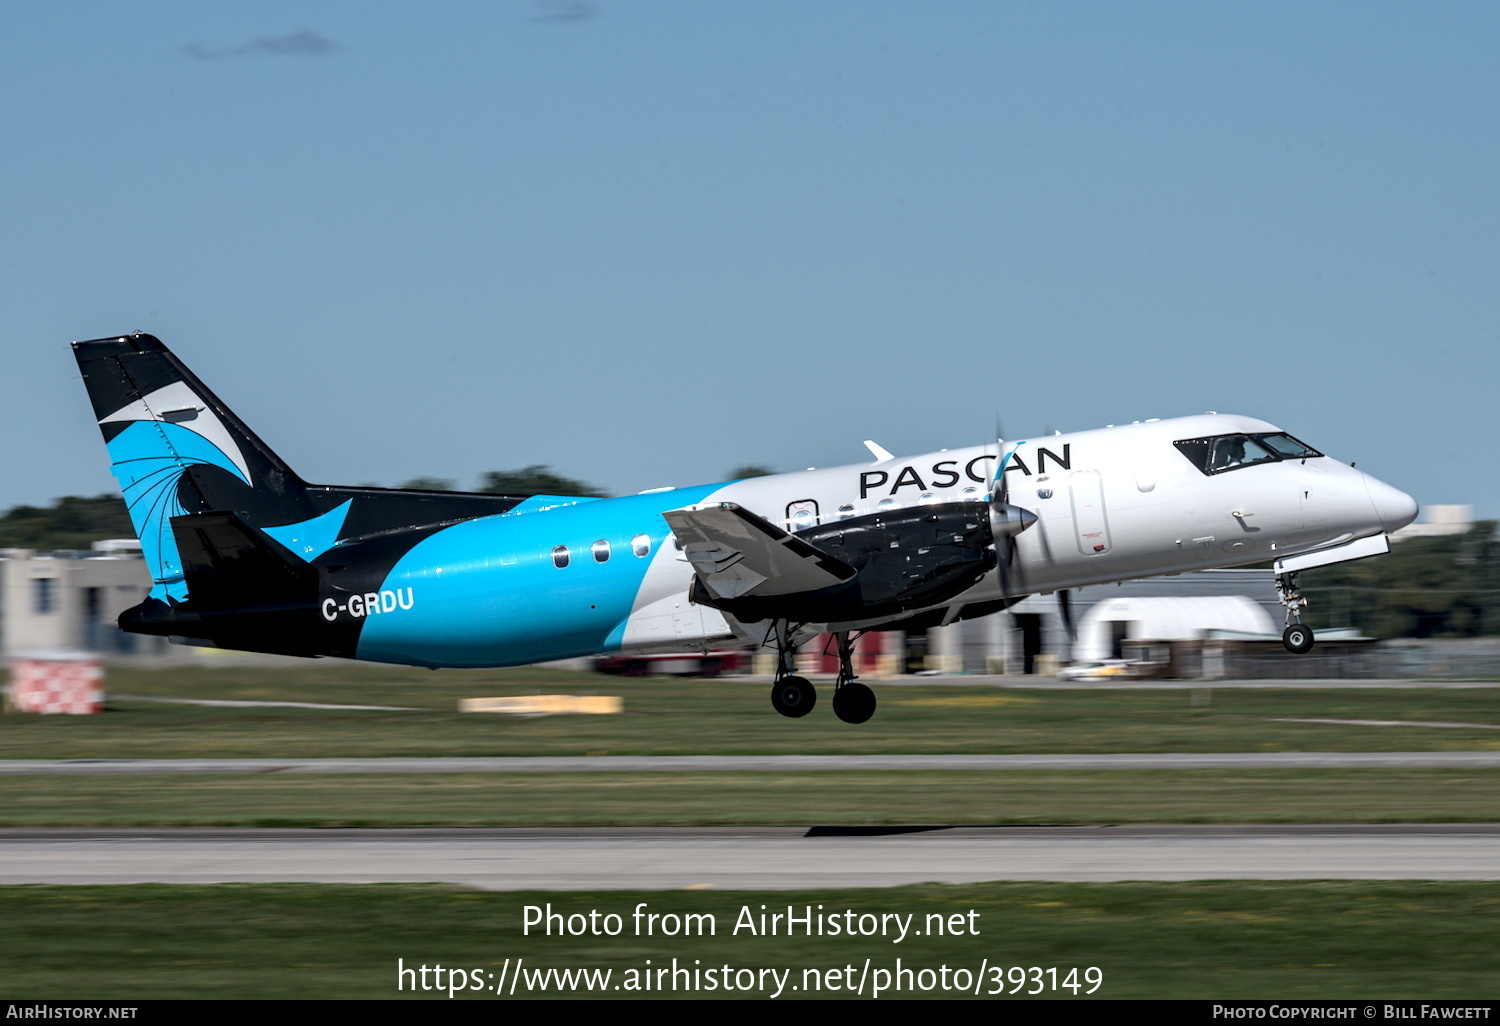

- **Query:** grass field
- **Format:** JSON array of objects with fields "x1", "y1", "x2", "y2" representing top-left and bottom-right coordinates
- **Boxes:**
[
  {"x1": 5, "y1": 882, "x2": 1497, "y2": 999},
  {"x1": 3, "y1": 663, "x2": 1499, "y2": 760},
  {"x1": 4, "y1": 663, "x2": 1497, "y2": 828},
  {"x1": 3, "y1": 769, "x2": 1498, "y2": 827},
  {"x1": 4, "y1": 663, "x2": 1496, "y2": 1000}
]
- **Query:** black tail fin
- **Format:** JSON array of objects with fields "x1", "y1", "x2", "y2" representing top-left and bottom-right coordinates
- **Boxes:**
[
  {"x1": 75, "y1": 334, "x2": 309, "y2": 508},
  {"x1": 74, "y1": 333, "x2": 325, "y2": 602},
  {"x1": 74, "y1": 333, "x2": 524, "y2": 653}
]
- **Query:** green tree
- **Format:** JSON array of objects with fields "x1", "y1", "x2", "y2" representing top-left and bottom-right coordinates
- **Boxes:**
[
  {"x1": 477, "y1": 465, "x2": 606, "y2": 498},
  {"x1": 727, "y1": 464, "x2": 775, "y2": 479},
  {"x1": 1301, "y1": 523, "x2": 1500, "y2": 638},
  {"x1": 0, "y1": 495, "x2": 135, "y2": 551},
  {"x1": 397, "y1": 476, "x2": 457, "y2": 491}
]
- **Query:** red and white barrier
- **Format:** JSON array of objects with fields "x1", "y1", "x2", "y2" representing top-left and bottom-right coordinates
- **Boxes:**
[{"x1": 7, "y1": 654, "x2": 103, "y2": 714}]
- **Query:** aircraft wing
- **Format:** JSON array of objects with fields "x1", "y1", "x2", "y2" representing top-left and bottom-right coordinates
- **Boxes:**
[{"x1": 662, "y1": 503, "x2": 856, "y2": 602}]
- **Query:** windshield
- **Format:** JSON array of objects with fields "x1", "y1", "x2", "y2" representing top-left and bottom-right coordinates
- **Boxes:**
[{"x1": 1173, "y1": 432, "x2": 1323, "y2": 475}]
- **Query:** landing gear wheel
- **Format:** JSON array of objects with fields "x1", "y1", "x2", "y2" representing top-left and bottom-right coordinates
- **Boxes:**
[
  {"x1": 832, "y1": 681, "x2": 876, "y2": 724},
  {"x1": 771, "y1": 676, "x2": 816, "y2": 718},
  {"x1": 1282, "y1": 623, "x2": 1315, "y2": 654}
]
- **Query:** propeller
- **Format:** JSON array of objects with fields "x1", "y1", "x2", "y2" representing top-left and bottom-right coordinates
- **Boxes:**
[
  {"x1": 986, "y1": 434, "x2": 1037, "y2": 599},
  {"x1": 988, "y1": 425, "x2": 1075, "y2": 648}
]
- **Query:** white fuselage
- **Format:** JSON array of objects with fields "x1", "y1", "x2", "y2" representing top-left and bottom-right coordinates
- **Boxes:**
[{"x1": 613, "y1": 414, "x2": 1416, "y2": 652}]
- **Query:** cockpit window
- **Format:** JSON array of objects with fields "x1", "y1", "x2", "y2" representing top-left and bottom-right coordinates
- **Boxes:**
[
  {"x1": 1174, "y1": 432, "x2": 1323, "y2": 475},
  {"x1": 1257, "y1": 433, "x2": 1322, "y2": 460}
]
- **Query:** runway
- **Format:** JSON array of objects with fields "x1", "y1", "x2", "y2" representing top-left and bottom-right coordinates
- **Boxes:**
[{"x1": 3, "y1": 825, "x2": 1495, "y2": 888}]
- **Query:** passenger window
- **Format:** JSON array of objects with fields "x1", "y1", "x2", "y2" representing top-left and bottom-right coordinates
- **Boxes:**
[
  {"x1": 592, "y1": 540, "x2": 610, "y2": 563},
  {"x1": 632, "y1": 534, "x2": 651, "y2": 557},
  {"x1": 837, "y1": 504, "x2": 856, "y2": 520},
  {"x1": 552, "y1": 545, "x2": 570, "y2": 568}
]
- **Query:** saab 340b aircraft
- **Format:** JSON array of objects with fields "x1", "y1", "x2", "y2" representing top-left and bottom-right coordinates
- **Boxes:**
[{"x1": 74, "y1": 333, "x2": 1418, "y2": 723}]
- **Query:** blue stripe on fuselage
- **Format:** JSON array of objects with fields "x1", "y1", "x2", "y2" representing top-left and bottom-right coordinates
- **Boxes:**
[{"x1": 354, "y1": 484, "x2": 722, "y2": 668}]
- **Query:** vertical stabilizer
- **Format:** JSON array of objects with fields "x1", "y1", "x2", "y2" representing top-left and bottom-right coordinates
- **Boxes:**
[
  {"x1": 73, "y1": 333, "x2": 528, "y2": 658},
  {"x1": 73, "y1": 333, "x2": 315, "y2": 601}
]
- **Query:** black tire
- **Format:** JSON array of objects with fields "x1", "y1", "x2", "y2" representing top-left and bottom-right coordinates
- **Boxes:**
[
  {"x1": 771, "y1": 676, "x2": 816, "y2": 718},
  {"x1": 832, "y1": 681, "x2": 877, "y2": 724},
  {"x1": 1282, "y1": 623, "x2": 1315, "y2": 654}
]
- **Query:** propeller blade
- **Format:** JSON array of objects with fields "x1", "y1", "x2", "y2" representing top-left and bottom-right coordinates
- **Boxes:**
[
  {"x1": 1057, "y1": 588, "x2": 1076, "y2": 641},
  {"x1": 988, "y1": 438, "x2": 1027, "y2": 506},
  {"x1": 986, "y1": 426, "x2": 1041, "y2": 600},
  {"x1": 989, "y1": 503, "x2": 1036, "y2": 598},
  {"x1": 994, "y1": 530, "x2": 1017, "y2": 598}
]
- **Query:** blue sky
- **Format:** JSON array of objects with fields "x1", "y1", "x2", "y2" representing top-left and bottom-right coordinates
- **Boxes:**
[{"x1": 6, "y1": 1, "x2": 1497, "y2": 518}]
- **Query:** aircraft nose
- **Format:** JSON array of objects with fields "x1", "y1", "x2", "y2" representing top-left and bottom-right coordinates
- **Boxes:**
[{"x1": 1363, "y1": 474, "x2": 1419, "y2": 534}]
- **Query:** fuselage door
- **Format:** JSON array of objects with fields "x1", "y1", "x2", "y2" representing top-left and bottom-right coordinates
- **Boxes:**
[{"x1": 1069, "y1": 470, "x2": 1112, "y2": 556}]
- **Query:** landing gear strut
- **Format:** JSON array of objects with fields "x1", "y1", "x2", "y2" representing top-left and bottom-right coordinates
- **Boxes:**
[
  {"x1": 769, "y1": 620, "x2": 815, "y2": 718},
  {"x1": 830, "y1": 631, "x2": 876, "y2": 725},
  {"x1": 1276, "y1": 571, "x2": 1315, "y2": 654}
]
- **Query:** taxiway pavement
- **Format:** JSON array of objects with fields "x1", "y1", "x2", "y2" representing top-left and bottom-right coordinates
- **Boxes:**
[{"x1": 2, "y1": 825, "x2": 1495, "y2": 888}]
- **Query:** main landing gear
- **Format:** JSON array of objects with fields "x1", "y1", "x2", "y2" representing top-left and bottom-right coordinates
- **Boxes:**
[
  {"x1": 830, "y1": 631, "x2": 877, "y2": 725},
  {"x1": 767, "y1": 623, "x2": 877, "y2": 724},
  {"x1": 768, "y1": 620, "x2": 816, "y2": 718},
  {"x1": 771, "y1": 675, "x2": 817, "y2": 718},
  {"x1": 1276, "y1": 571, "x2": 1315, "y2": 654}
]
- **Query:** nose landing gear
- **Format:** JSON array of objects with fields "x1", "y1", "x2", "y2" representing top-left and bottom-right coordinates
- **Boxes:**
[{"x1": 1276, "y1": 571, "x2": 1315, "y2": 654}]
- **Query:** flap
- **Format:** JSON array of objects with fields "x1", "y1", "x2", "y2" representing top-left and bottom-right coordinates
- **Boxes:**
[{"x1": 662, "y1": 503, "x2": 856, "y2": 602}]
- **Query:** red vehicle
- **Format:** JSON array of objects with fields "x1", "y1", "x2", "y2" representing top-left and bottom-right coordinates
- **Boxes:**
[{"x1": 591, "y1": 648, "x2": 752, "y2": 678}]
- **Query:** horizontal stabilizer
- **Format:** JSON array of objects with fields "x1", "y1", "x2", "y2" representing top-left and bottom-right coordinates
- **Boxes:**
[
  {"x1": 173, "y1": 511, "x2": 318, "y2": 613},
  {"x1": 663, "y1": 503, "x2": 856, "y2": 602}
]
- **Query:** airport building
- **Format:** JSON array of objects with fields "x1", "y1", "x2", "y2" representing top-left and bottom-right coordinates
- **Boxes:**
[
  {"x1": 827, "y1": 567, "x2": 1300, "y2": 678},
  {"x1": 927, "y1": 568, "x2": 1285, "y2": 676},
  {"x1": 0, "y1": 544, "x2": 172, "y2": 660}
]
